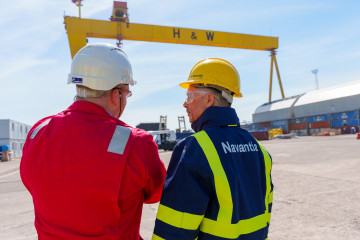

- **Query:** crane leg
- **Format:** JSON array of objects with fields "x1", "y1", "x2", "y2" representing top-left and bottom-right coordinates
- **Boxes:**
[
  {"x1": 273, "y1": 53, "x2": 285, "y2": 99},
  {"x1": 269, "y1": 51, "x2": 274, "y2": 102}
]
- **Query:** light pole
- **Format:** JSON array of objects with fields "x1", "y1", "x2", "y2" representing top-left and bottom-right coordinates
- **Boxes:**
[{"x1": 312, "y1": 69, "x2": 319, "y2": 90}]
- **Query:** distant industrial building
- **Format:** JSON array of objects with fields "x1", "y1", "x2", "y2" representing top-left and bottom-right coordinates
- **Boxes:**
[
  {"x1": 0, "y1": 119, "x2": 32, "y2": 158},
  {"x1": 250, "y1": 80, "x2": 360, "y2": 135},
  {"x1": 136, "y1": 122, "x2": 166, "y2": 131}
]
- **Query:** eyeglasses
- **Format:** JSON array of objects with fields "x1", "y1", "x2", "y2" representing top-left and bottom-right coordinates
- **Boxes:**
[
  {"x1": 113, "y1": 87, "x2": 132, "y2": 99},
  {"x1": 185, "y1": 90, "x2": 213, "y2": 104}
]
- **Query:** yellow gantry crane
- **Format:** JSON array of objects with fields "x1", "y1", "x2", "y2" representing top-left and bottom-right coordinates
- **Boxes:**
[{"x1": 65, "y1": 1, "x2": 284, "y2": 102}]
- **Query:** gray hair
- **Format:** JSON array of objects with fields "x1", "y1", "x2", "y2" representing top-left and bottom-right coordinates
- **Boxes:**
[
  {"x1": 194, "y1": 84, "x2": 233, "y2": 107},
  {"x1": 76, "y1": 85, "x2": 107, "y2": 98}
]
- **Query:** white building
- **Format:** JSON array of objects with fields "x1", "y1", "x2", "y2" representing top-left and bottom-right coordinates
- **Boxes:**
[
  {"x1": 0, "y1": 119, "x2": 32, "y2": 158},
  {"x1": 251, "y1": 80, "x2": 360, "y2": 135}
]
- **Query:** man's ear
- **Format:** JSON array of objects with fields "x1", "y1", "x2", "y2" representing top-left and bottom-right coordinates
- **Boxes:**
[
  {"x1": 111, "y1": 89, "x2": 119, "y2": 105},
  {"x1": 206, "y1": 94, "x2": 216, "y2": 107}
]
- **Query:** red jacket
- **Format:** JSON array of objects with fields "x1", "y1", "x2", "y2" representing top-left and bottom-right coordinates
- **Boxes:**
[{"x1": 21, "y1": 101, "x2": 166, "y2": 239}]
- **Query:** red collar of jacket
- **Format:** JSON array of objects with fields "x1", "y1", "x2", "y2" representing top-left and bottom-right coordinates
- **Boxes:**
[{"x1": 64, "y1": 101, "x2": 132, "y2": 128}]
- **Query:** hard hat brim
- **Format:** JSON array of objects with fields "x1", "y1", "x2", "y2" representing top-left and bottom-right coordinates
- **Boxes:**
[
  {"x1": 179, "y1": 81, "x2": 190, "y2": 89},
  {"x1": 179, "y1": 81, "x2": 242, "y2": 98},
  {"x1": 68, "y1": 74, "x2": 136, "y2": 90}
]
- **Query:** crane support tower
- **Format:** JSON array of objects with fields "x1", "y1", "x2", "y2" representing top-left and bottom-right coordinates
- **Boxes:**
[
  {"x1": 178, "y1": 116, "x2": 187, "y2": 133},
  {"x1": 64, "y1": 1, "x2": 285, "y2": 102},
  {"x1": 159, "y1": 116, "x2": 167, "y2": 130}
]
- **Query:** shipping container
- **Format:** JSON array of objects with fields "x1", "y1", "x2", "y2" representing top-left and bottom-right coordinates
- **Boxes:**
[
  {"x1": 259, "y1": 122, "x2": 272, "y2": 128},
  {"x1": 290, "y1": 117, "x2": 307, "y2": 124},
  {"x1": 249, "y1": 130, "x2": 269, "y2": 141},
  {"x1": 308, "y1": 114, "x2": 329, "y2": 123},
  {"x1": 309, "y1": 121, "x2": 330, "y2": 129},
  {"x1": 331, "y1": 110, "x2": 358, "y2": 120},
  {"x1": 331, "y1": 118, "x2": 359, "y2": 127},
  {"x1": 247, "y1": 123, "x2": 259, "y2": 131},
  {"x1": 272, "y1": 120, "x2": 288, "y2": 131},
  {"x1": 289, "y1": 123, "x2": 307, "y2": 130}
]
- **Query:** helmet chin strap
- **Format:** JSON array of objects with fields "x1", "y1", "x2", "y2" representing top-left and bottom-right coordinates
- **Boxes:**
[{"x1": 117, "y1": 91, "x2": 122, "y2": 119}]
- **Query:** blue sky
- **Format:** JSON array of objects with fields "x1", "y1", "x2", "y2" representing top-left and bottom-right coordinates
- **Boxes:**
[{"x1": 1, "y1": 0, "x2": 360, "y2": 131}]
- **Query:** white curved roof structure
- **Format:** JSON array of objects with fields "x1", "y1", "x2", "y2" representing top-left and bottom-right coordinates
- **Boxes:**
[
  {"x1": 296, "y1": 80, "x2": 360, "y2": 106},
  {"x1": 254, "y1": 96, "x2": 299, "y2": 114},
  {"x1": 253, "y1": 80, "x2": 360, "y2": 123}
]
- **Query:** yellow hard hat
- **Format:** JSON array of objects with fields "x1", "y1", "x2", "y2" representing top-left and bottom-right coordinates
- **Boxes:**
[{"x1": 179, "y1": 58, "x2": 242, "y2": 98}]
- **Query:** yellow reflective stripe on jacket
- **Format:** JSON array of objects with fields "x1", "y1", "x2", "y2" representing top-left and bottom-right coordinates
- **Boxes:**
[
  {"x1": 152, "y1": 234, "x2": 198, "y2": 240},
  {"x1": 193, "y1": 132, "x2": 272, "y2": 239},
  {"x1": 269, "y1": 191, "x2": 273, "y2": 204},
  {"x1": 156, "y1": 131, "x2": 272, "y2": 239},
  {"x1": 256, "y1": 140, "x2": 273, "y2": 223},
  {"x1": 200, "y1": 213, "x2": 268, "y2": 238},
  {"x1": 194, "y1": 131, "x2": 233, "y2": 223},
  {"x1": 152, "y1": 234, "x2": 165, "y2": 240},
  {"x1": 156, "y1": 204, "x2": 204, "y2": 230}
]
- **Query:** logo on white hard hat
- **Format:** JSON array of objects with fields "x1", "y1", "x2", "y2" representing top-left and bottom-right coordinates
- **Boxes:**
[{"x1": 72, "y1": 77, "x2": 83, "y2": 84}]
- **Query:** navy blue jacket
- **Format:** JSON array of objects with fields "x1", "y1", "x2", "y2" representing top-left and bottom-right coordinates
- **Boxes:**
[{"x1": 153, "y1": 107, "x2": 273, "y2": 240}]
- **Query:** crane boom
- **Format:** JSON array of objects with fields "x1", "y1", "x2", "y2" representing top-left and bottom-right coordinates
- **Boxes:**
[
  {"x1": 64, "y1": 9, "x2": 284, "y2": 102},
  {"x1": 64, "y1": 16, "x2": 278, "y2": 58}
]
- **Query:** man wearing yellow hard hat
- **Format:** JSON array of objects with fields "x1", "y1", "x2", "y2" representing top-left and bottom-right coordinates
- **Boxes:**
[{"x1": 153, "y1": 58, "x2": 273, "y2": 240}]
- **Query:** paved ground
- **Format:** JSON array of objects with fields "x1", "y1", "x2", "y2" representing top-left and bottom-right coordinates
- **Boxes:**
[
  {"x1": 1, "y1": 134, "x2": 359, "y2": 239},
  {"x1": 265, "y1": 135, "x2": 360, "y2": 240}
]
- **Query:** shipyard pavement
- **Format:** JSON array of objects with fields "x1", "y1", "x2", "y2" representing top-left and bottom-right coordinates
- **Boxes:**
[{"x1": 0, "y1": 134, "x2": 359, "y2": 240}]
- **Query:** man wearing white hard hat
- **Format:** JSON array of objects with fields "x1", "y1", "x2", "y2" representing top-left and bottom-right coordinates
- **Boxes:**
[{"x1": 21, "y1": 43, "x2": 166, "y2": 239}]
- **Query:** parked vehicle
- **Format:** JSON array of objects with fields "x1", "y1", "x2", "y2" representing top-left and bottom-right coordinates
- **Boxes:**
[{"x1": 148, "y1": 130, "x2": 178, "y2": 151}]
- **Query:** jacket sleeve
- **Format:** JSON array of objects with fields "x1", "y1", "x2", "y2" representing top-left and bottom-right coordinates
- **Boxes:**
[
  {"x1": 153, "y1": 137, "x2": 212, "y2": 240},
  {"x1": 137, "y1": 130, "x2": 167, "y2": 204},
  {"x1": 268, "y1": 153, "x2": 274, "y2": 225},
  {"x1": 256, "y1": 141, "x2": 274, "y2": 238}
]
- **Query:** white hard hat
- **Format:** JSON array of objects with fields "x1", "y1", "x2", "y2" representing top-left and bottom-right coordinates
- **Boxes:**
[{"x1": 68, "y1": 43, "x2": 136, "y2": 90}]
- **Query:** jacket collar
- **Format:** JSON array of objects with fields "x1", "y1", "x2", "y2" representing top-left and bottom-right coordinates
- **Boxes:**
[
  {"x1": 191, "y1": 106, "x2": 240, "y2": 132},
  {"x1": 64, "y1": 101, "x2": 130, "y2": 127}
]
